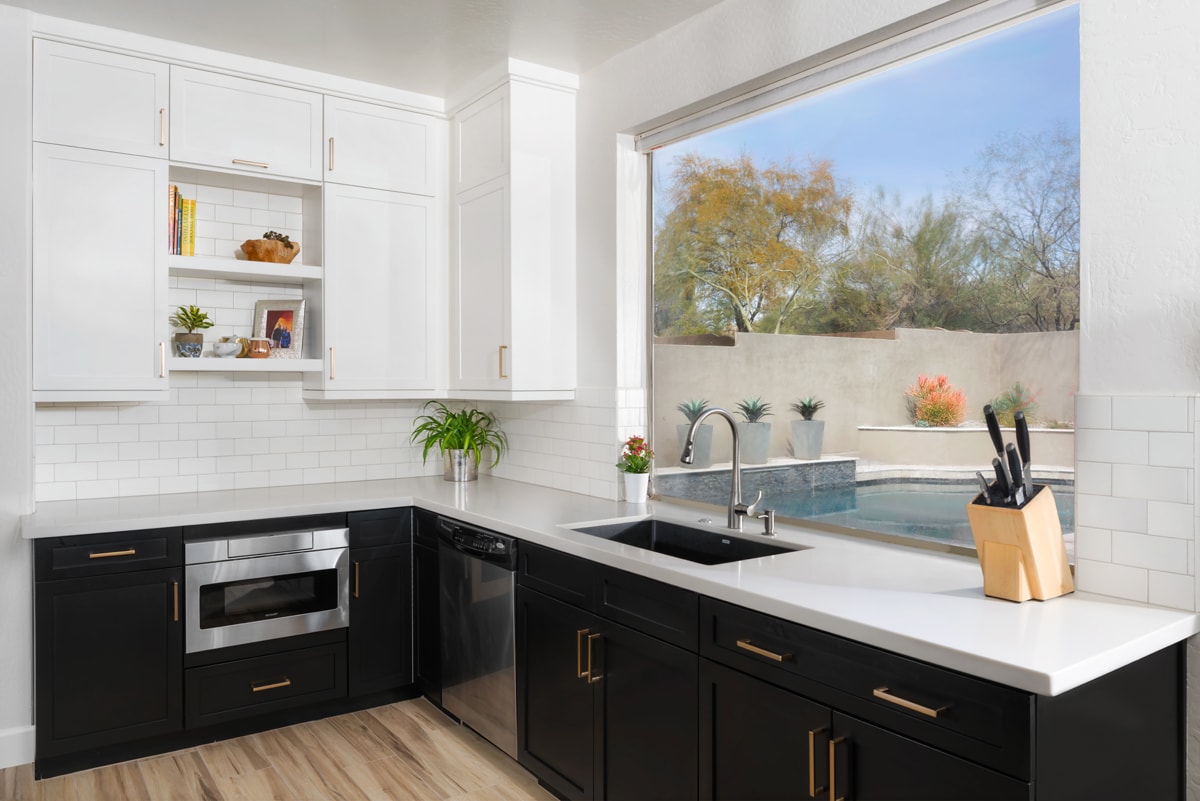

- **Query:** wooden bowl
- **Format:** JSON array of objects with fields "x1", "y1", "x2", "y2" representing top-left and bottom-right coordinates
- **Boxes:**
[{"x1": 241, "y1": 239, "x2": 300, "y2": 264}]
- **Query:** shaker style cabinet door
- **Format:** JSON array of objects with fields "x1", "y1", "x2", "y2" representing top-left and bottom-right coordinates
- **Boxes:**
[
  {"x1": 34, "y1": 40, "x2": 169, "y2": 158},
  {"x1": 169, "y1": 67, "x2": 322, "y2": 180},
  {"x1": 313, "y1": 183, "x2": 444, "y2": 396},
  {"x1": 324, "y1": 96, "x2": 445, "y2": 195},
  {"x1": 454, "y1": 86, "x2": 507, "y2": 194},
  {"x1": 451, "y1": 177, "x2": 511, "y2": 392},
  {"x1": 33, "y1": 144, "x2": 169, "y2": 399}
]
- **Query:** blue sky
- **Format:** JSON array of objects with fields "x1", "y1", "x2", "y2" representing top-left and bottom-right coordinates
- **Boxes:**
[{"x1": 654, "y1": 4, "x2": 1080, "y2": 206}]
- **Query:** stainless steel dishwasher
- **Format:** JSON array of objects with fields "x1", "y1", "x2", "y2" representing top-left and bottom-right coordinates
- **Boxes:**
[{"x1": 437, "y1": 516, "x2": 519, "y2": 759}]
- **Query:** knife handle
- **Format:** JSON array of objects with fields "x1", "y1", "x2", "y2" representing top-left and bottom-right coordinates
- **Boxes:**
[
  {"x1": 992, "y1": 457, "x2": 1010, "y2": 500},
  {"x1": 1014, "y1": 411, "x2": 1031, "y2": 465},
  {"x1": 984, "y1": 404, "x2": 1006, "y2": 456},
  {"x1": 1006, "y1": 444, "x2": 1024, "y2": 503}
]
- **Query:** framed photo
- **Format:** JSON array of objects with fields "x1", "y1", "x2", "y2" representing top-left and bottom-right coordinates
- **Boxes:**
[{"x1": 252, "y1": 299, "x2": 305, "y2": 359}]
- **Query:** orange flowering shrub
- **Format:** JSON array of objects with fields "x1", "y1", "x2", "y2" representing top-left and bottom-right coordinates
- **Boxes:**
[{"x1": 905, "y1": 374, "x2": 966, "y2": 427}]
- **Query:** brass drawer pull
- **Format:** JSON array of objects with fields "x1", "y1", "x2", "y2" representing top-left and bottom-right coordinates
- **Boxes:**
[
  {"x1": 586, "y1": 633, "x2": 603, "y2": 683},
  {"x1": 736, "y1": 638, "x2": 791, "y2": 662},
  {"x1": 353, "y1": 561, "x2": 360, "y2": 598},
  {"x1": 232, "y1": 158, "x2": 269, "y2": 169},
  {"x1": 828, "y1": 736, "x2": 848, "y2": 801},
  {"x1": 89, "y1": 548, "x2": 136, "y2": 559},
  {"x1": 328, "y1": 136, "x2": 334, "y2": 170},
  {"x1": 576, "y1": 628, "x2": 590, "y2": 679},
  {"x1": 498, "y1": 345, "x2": 508, "y2": 379},
  {"x1": 808, "y1": 727, "x2": 828, "y2": 798},
  {"x1": 251, "y1": 678, "x2": 291, "y2": 693},
  {"x1": 873, "y1": 686, "x2": 947, "y2": 718},
  {"x1": 172, "y1": 581, "x2": 179, "y2": 623},
  {"x1": 159, "y1": 108, "x2": 165, "y2": 146}
]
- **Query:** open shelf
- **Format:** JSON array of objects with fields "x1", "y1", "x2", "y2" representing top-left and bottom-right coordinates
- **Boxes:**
[
  {"x1": 167, "y1": 255, "x2": 321, "y2": 285},
  {"x1": 169, "y1": 357, "x2": 323, "y2": 373}
]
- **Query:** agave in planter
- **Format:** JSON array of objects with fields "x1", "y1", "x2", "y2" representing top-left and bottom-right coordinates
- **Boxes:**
[
  {"x1": 676, "y1": 398, "x2": 712, "y2": 469},
  {"x1": 735, "y1": 397, "x2": 773, "y2": 465},
  {"x1": 169, "y1": 304, "x2": 214, "y2": 357},
  {"x1": 410, "y1": 401, "x2": 508, "y2": 481},
  {"x1": 790, "y1": 396, "x2": 825, "y2": 460}
]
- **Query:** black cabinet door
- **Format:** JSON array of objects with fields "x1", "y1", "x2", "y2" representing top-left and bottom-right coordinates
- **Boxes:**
[
  {"x1": 595, "y1": 620, "x2": 699, "y2": 801},
  {"x1": 517, "y1": 587, "x2": 596, "y2": 800},
  {"x1": 35, "y1": 567, "x2": 183, "y2": 757},
  {"x1": 347, "y1": 543, "x2": 412, "y2": 696},
  {"x1": 699, "y1": 658, "x2": 830, "y2": 801},
  {"x1": 832, "y1": 712, "x2": 1031, "y2": 801},
  {"x1": 413, "y1": 540, "x2": 441, "y2": 704}
]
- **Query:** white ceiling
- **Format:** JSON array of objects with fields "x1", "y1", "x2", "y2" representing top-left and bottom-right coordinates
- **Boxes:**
[{"x1": 10, "y1": 0, "x2": 726, "y2": 97}]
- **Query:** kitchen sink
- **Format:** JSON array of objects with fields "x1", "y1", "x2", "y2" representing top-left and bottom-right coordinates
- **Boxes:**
[{"x1": 570, "y1": 518, "x2": 807, "y2": 565}]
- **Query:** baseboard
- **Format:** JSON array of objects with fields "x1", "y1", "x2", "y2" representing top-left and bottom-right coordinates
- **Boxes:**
[{"x1": 0, "y1": 724, "x2": 35, "y2": 770}]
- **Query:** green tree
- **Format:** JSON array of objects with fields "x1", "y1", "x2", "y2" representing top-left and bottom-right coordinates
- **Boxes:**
[{"x1": 654, "y1": 154, "x2": 852, "y2": 335}]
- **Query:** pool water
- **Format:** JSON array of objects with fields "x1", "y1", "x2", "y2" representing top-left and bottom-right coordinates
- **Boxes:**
[{"x1": 768, "y1": 480, "x2": 1075, "y2": 550}]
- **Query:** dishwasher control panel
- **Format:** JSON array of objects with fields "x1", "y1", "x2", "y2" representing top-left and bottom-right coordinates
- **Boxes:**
[{"x1": 437, "y1": 517, "x2": 518, "y2": 566}]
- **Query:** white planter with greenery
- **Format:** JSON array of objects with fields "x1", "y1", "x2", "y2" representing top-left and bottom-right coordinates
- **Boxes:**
[
  {"x1": 676, "y1": 399, "x2": 713, "y2": 469},
  {"x1": 790, "y1": 396, "x2": 825, "y2": 460},
  {"x1": 736, "y1": 397, "x2": 773, "y2": 465}
]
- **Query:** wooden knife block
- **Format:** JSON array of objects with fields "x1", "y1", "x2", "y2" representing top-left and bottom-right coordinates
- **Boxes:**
[{"x1": 966, "y1": 485, "x2": 1074, "y2": 602}]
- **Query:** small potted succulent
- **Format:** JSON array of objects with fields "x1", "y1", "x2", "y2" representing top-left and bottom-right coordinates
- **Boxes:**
[
  {"x1": 790, "y1": 396, "x2": 825, "y2": 460},
  {"x1": 676, "y1": 398, "x2": 713, "y2": 469},
  {"x1": 735, "y1": 397, "x2": 773, "y2": 465},
  {"x1": 241, "y1": 230, "x2": 300, "y2": 264},
  {"x1": 410, "y1": 401, "x2": 508, "y2": 481},
  {"x1": 615, "y1": 435, "x2": 654, "y2": 503},
  {"x1": 169, "y1": 305, "x2": 213, "y2": 358}
]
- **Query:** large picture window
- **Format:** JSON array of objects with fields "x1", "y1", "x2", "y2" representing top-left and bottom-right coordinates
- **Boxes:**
[{"x1": 649, "y1": 3, "x2": 1080, "y2": 553}]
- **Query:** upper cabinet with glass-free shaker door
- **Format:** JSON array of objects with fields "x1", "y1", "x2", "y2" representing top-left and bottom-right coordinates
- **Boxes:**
[
  {"x1": 169, "y1": 67, "x2": 322, "y2": 181},
  {"x1": 33, "y1": 144, "x2": 169, "y2": 400},
  {"x1": 324, "y1": 97, "x2": 446, "y2": 195},
  {"x1": 34, "y1": 40, "x2": 169, "y2": 158}
]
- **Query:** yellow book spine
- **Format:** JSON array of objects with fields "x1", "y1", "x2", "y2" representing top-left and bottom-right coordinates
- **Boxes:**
[{"x1": 182, "y1": 198, "x2": 195, "y2": 257}]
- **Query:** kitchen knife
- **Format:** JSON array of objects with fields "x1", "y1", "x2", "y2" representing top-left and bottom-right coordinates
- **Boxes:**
[
  {"x1": 975, "y1": 471, "x2": 991, "y2": 505},
  {"x1": 1014, "y1": 411, "x2": 1033, "y2": 497},
  {"x1": 983, "y1": 404, "x2": 1011, "y2": 485},
  {"x1": 1006, "y1": 443, "x2": 1026, "y2": 506},
  {"x1": 992, "y1": 457, "x2": 1011, "y2": 504}
]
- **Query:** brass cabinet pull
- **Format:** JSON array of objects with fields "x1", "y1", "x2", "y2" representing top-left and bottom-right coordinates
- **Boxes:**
[
  {"x1": 172, "y1": 581, "x2": 179, "y2": 622},
  {"x1": 736, "y1": 638, "x2": 791, "y2": 662},
  {"x1": 328, "y1": 137, "x2": 334, "y2": 170},
  {"x1": 576, "y1": 628, "x2": 590, "y2": 679},
  {"x1": 89, "y1": 548, "x2": 136, "y2": 559},
  {"x1": 329, "y1": 347, "x2": 336, "y2": 380},
  {"x1": 159, "y1": 108, "x2": 165, "y2": 146},
  {"x1": 353, "y1": 561, "x2": 360, "y2": 598},
  {"x1": 873, "y1": 686, "x2": 947, "y2": 718},
  {"x1": 498, "y1": 345, "x2": 508, "y2": 379},
  {"x1": 251, "y1": 677, "x2": 291, "y2": 693},
  {"x1": 159, "y1": 341, "x2": 166, "y2": 377},
  {"x1": 828, "y1": 736, "x2": 848, "y2": 801},
  {"x1": 808, "y1": 727, "x2": 828, "y2": 798},
  {"x1": 586, "y1": 633, "x2": 603, "y2": 683},
  {"x1": 232, "y1": 158, "x2": 269, "y2": 169}
]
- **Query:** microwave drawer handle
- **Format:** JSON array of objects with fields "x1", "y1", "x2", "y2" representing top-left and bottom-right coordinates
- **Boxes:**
[
  {"x1": 90, "y1": 548, "x2": 136, "y2": 559},
  {"x1": 736, "y1": 638, "x2": 791, "y2": 662},
  {"x1": 251, "y1": 677, "x2": 292, "y2": 693}
]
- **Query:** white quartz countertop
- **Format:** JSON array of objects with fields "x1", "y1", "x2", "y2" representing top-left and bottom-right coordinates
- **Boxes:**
[{"x1": 22, "y1": 476, "x2": 1199, "y2": 696}]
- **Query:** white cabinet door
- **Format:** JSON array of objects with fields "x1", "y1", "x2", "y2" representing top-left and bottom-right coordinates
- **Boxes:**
[
  {"x1": 316, "y1": 184, "x2": 443, "y2": 395},
  {"x1": 454, "y1": 86, "x2": 507, "y2": 194},
  {"x1": 34, "y1": 40, "x2": 168, "y2": 158},
  {"x1": 324, "y1": 97, "x2": 445, "y2": 195},
  {"x1": 170, "y1": 67, "x2": 322, "y2": 181},
  {"x1": 452, "y1": 178, "x2": 510, "y2": 393},
  {"x1": 33, "y1": 145, "x2": 168, "y2": 398}
]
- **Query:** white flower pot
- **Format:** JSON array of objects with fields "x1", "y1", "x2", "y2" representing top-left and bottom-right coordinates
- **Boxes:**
[
  {"x1": 737, "y1": 421, "x2": 771, "y2": 464},
  {"x1": 676, "y1": 423, "x2": 713, "y2": 469},
  {"x1": 621, "y1": 471, "x2": 649, "y2": 503},
  {"x1": 790, "y1": 419, "x2": 825, "y2": 460}
]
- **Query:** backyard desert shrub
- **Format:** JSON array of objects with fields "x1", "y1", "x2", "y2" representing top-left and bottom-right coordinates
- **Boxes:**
[
  {"x1": 990, "y1": 382, "x2": 1039, "y2": 426},
  {"x1": 905, "y1": 374, "x2": 966, "y2": 427}
]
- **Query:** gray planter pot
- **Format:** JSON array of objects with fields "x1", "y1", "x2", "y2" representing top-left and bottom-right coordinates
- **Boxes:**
[
  {"x1": 174, "y1": 332, "x2": 203, "y2": 358},
  {"x1": 737, "y1": 421, "x2": 771, "y2": 464},
  {"x1": 442, "y1": 449, "x2": 479, "y2": 481},
  {"x1": 790, "y1": 419, "x2": 825, "y2": 460},
  {"x1": 676, "y1": 423, "x2": 713, "y2": 469}
]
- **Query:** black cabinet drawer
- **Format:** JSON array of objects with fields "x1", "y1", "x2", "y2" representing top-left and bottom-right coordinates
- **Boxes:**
[
  {"x1": 700, "y1": 597, "x2": 1032, "y2": 779},
  {"x1": 518, "y1": 541, "x2": 595, "y2": 608},
  {"x1": 185, "y1": 642, "x2": 347, "y2": 729},
  {"x1": 349, "y1": 508, "x2": 412, "y2": 548},
  {"x1": 35, "y1": 527, "x2": 182, "y2": 581},
  {"x1": 595, "y1": 566, "x2": 698, "y2": 650}
]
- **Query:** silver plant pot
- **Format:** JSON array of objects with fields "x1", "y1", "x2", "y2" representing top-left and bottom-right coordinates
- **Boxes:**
[{"x1": 443, "y1": 449, "x2": 479, "y2": 482}]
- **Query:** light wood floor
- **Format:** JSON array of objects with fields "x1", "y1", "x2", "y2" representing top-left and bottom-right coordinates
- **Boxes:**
[{"x1": 0, "y1": 698, "x2": 556, "y2": 801}]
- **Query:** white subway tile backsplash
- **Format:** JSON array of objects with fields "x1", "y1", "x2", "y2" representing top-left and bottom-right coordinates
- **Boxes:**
[
  {"x1": 1111, "y1": 464, "x2": 1190, "y2": 502},
  {"x1": 1075, "y1": 558, "x2": 1148, "y2": 602},
  {"x1": 1148, "y1": 501, "x2": 1196, "y2": 540},
  {"x1": 1074, "y1": 527, "x2": 1113, "y2": 561},
  {"x1": 1074, "y1": 461, "x2": 1112, "y2": 495},
  {"x1": 268, "y1": 194, "x2": 303, "y2": 214},
  {"x1": 1076, "y1": 493, "x2": 1148, "y2": 533},
  {"x1": 196, "y1": 185, "x2": 233, "y2": 205},
  {"x1": 1075, "y1": 395, "x2": 1112, "y2": 429},
  {"x1": 76, "y1": 443, "x2": 119, "y2": 462},
  {"x1": 1112, "y1": 396, "x2": 1190, "y2": 432},
  {"x1": 1111, "y1": 531, "x2": 1188, "y2": 573},
  {"x1": 1149, "y1": 432, "x2": 1195, "y2": 468},
  {"x1": 1149, "y1": 571, "x2": 1195, "y2": 610},
  {"x1": 55, "y1": 462, "x2": 97, "y2": 482},
  {"x1": 1075, "y1": 428, "x2": 1148, "y2": 465},
  {"x1": 232, "y1": 190, "x2": 270, "y2": 210}
]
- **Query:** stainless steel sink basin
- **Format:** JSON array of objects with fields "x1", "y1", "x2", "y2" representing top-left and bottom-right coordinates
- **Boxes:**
[{"x1": 570, "y1": 518, "x2": 807, "y2": 565}]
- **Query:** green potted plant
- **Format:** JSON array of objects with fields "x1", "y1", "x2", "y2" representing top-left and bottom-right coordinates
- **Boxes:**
[
  {"x1": 735, "y1": 397, "x2": 773, "y2": 464},
  {"x1": 169, "y1": 304, "x2": 213, "y2": 358},
  {"x1": 615, "y1": 434, "x2": 654, "y2": 502},
  {"x1": 790, "y1": 396, "x2": 825, "y2": 459},
  {"x1": 410, "y1": 400, "x2": 509, "y2": 481},
  {"x1": 676, "y1": 398, "x2": 713, "y2": 469}
]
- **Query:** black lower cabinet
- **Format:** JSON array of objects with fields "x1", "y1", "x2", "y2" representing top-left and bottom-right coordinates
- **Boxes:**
[
  {"x1": 413, "y1": 509, "x2": 441, "y2": 704},
  {"x1": 517, "y1": 585, "x2": 698, "y2": 801},
  {"x1": 348, "y1": 543, "x2": 413, "y2": 696},
  {"x1": 35, "y1": 567, "x2": 183, "y2": 759}
]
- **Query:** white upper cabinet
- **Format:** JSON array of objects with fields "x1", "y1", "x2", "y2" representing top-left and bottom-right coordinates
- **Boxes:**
[
  {"x1": 34, "y1": 40, "x2": 169, "y2": 158},
  {"x1": 170, "y1": 67, "x2": 323, "y2": 181},
  {"x1": 450, "y1": 79, "x2": 576, "y2": 400},
  {"x1": 33, "y1": 144, "x2": 169, "y2": 400},
  {"x1": 306, "y1": 184, "x2": 445, "y2": 398},
  {"x1": 324, "y1": 97, "x2": 446, "y2": 195}
]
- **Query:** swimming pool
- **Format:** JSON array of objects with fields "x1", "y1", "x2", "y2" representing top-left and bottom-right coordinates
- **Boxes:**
[{"x1": 767, "y1": 479, "x2": 1075, "y2": 550}]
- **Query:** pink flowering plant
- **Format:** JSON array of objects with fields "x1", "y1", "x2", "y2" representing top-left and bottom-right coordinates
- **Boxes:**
[{"x1": 616, "y1": 435, "x2": 654, "y2": 474}]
